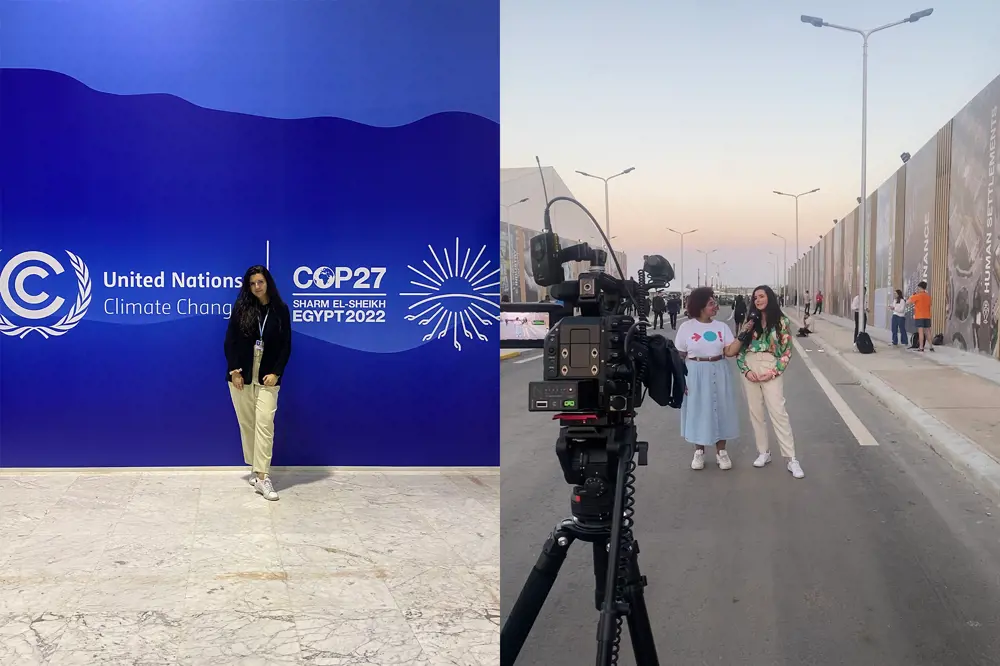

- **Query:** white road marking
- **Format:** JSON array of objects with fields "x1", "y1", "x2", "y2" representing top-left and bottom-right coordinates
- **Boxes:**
[
  {"x1": 515, "y1": 353, "x2": 544, "y2": 364},
  {"x1": 792, "y1": 338, "x2": 879, "y2": 447}
]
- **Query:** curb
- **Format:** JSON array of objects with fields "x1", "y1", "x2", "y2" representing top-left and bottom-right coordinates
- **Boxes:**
[
  {"x1": 793, "y1": 315, "x2": 1000, "y2": 504},
  {"x1": 500, "y1": 351, "x2": 522, "y2": 361}
]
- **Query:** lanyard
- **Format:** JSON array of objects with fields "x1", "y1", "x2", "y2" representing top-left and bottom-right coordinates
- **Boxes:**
[{"x1": 258, "y1": 310, "x2": 269, "y2": 340}]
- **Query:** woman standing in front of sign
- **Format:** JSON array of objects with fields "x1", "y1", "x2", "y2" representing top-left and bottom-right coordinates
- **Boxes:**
[{"x1": 225, "y1": 265, "x2": 292, "y2": 501}]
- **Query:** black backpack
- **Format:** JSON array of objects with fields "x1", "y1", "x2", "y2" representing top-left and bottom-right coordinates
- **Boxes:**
[{"x1": 856, "y1": 331, "x2": 875, "y2": 354}]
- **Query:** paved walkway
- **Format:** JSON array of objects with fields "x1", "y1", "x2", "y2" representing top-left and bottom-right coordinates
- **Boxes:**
[
  {"x1": 793, "y1": 312, "x2": 1000, "y2": 501},
  {"x1": 1, "y1": 470, "x2": 499, "y2": 665}
]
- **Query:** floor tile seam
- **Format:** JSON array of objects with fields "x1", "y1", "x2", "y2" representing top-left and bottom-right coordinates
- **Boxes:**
[
  {"x1": 403, "y1": 604, "x2": 496, "y2": 664},
  {"x1": 412, "y1": 499, "x2": 493, "y2": 545},
  {"x1": 285, "y1": 603, "x2": 423, "y2": 664}
]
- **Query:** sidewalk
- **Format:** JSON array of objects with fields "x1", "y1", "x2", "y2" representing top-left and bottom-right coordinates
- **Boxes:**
[
  {"x1": 500, "y1": 350, "x2": 522, "y2": 361},
  {"x1": 791, "y1": 311, "x2": 1000, "y2": 503}
]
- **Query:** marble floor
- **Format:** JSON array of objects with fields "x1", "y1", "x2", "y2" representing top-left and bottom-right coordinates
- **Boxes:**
[{"x1": 0, "y1": 469, "x2": 499, "y2": 665}]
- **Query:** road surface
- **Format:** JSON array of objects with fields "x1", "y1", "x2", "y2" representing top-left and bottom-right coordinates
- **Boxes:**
[{"x1": 501, "y1": 318, "x2": 1000, "y2": 666}]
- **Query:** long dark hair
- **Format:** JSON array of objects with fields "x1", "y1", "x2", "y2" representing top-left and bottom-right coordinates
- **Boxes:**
[
  {"x1": 233, "y1": 265, "x2": 285, "y2": 337},
  {"x1": 751, "y1": 284, "x2": 784, "y2": 338},
  {"x1": 894, "y1": 288, "x2": 904, "y2": 302}
]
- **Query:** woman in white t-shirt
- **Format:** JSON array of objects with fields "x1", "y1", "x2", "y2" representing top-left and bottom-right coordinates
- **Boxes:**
[
  {"x1": 890, "y1": 288, "x2": 907, "y2": 345},
  {"x1": 673, "y1": 287, "x2": 745, "y2": 470}
]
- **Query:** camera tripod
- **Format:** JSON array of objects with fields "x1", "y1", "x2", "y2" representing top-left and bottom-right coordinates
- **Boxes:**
[{"x1": 501, "y1": 421, "x2": 660, "y2": 666}]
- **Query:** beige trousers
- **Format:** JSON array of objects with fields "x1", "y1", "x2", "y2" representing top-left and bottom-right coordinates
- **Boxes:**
[
  {"x1": 741, "y1": 352, "x2": 796, "y2": 459},
  {"x1": 229, "y1": 350, "x2": 280, "y2": 475}
]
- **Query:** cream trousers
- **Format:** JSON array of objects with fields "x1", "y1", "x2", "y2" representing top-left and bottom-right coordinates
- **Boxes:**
[
  {"x1": 741, "y1": 352, "x2": 796, "y2": 459},
  {"x1": 229, "y1": 349, "x2": 280, "y2": 475}
]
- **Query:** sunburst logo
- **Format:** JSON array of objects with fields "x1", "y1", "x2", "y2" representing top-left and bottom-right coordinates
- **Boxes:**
[{"x1": 400, "y1": 238, "x2": 499, "y2": 351}]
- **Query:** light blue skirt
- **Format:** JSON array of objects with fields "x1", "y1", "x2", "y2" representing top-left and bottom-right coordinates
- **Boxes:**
[{"x1": 679, "y1": 359, "x2": 740, "y2": 446}]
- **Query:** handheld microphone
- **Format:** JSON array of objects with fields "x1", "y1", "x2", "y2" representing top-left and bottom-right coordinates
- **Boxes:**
[{"x1": 738, "y1": 308, "x2": 760, "y2": 345}]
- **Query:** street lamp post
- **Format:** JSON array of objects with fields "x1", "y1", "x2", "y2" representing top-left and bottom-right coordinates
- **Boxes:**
[
  {"x1": 501, "y1": 197, "x2": 529, "y2": 300},
  {"x1": 769, "y1": 251, "x2": 780, "y2": 287},
  {"x1": 712, "y1": 261, "x2": 727, "y2": 290},
  {"x1": 666, "y1": 227, "x2": 698, "y2": 293},
  {"x1": 801, "y1": 7, "x2": 933, "y2": 334},
  {"x1": 772, "y1": 188, "x2": 819, "y2": 307},
  {"x1": 576, "y1": 167, "x2": 636, "y2": 275},
  {"x1": 696, "y1": 248, "x2": 717, "y2": 287},
  {"x1": 771, "y1": 232, "x2": 788, "y2": 299}
]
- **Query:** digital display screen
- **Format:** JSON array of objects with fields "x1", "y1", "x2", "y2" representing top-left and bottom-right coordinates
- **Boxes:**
[{"x1": 500, "y1": 311, "x2": 550, "y2": 341}]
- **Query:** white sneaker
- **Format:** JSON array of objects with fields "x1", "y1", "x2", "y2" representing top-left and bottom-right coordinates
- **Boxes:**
[
  {"x1": 691, "y1": 450, "x2": 705, "y2": 470},
  {"x1": 248, "y1": 468, "x2": 256, "y2": 486},
  {"x1": 717, "y1": 450, "x2": 732, "y2": 470},
  {"x1": 787, "y1": 458, "x2": 805, "y2": 479},
  {"x1": 753, "y1": 452, "x2": 771, "y2": 468},
  {"x1": 255, "y1": 476, "x2": 279, "y2": 500}
]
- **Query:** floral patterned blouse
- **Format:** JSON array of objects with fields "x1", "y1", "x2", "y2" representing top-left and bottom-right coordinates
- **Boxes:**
[{"x1": 736, "y1": 315, "x2": 793, "y2": 377}]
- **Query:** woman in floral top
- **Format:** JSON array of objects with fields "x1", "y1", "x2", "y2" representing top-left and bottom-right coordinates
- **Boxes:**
[{"x1": 736, "y1": 285, "x2": 804, "y2": 479}]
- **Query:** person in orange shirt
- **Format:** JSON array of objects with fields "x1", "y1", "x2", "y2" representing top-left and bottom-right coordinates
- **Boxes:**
[{"x1": 908, "y1": 281, "x2": 934, "y2": 352}]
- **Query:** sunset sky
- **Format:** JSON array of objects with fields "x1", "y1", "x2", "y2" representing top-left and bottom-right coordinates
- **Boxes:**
[{"x1": 501, "y1": 0, "x2": 1000, "y2": 289}]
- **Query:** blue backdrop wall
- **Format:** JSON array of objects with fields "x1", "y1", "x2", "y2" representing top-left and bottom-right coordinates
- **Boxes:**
[{"x1": 0, "y1": 0, "x2": 500, "y2": 468}]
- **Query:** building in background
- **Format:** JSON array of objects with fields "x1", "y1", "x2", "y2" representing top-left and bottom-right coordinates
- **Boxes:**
[{"x1": 501, "y1": 166, "x2": 628, "y2": 301}]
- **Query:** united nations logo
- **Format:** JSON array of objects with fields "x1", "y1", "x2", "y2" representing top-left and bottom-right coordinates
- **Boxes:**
[{"x1": 0, "y1": 250, "x2": 93, "y2": 339}]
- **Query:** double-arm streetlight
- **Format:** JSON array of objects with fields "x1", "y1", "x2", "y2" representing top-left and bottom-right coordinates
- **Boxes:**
[
  {"x1": 712, "y1": 261, "x2": 727, "y2": 290},
  {"x1": 800, "y1": 7, "x2": 933, "y2": 334},
  {"x1": 501, "y1": 197, "x2": 529, "y2": 299},
  {"x1": 771, "y1": 232, "x2": 788, "y2": 297},
  {"x1": 768, "y1": 252, "x2": 780, "y2": 288},
  {"x1": 696, "y1": 248, "x2": 717, "y2": 287},
  {"x1": 576, "y1": 167, "x2": 635, "y2": 268},
  {"x1": 772, "y1": 188, "x2": 819, "y2": 306},
  {"x1": 666, "y1": 227, "x2": 697, "y2": 292}
]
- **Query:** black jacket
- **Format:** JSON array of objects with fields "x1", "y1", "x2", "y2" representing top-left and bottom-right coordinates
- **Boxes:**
[
  {"x1": 666, "y1": 298, "x2": 681, "y2": 314},
  {"x1": 651, "y1": 295, "x2": 666, "y2": 313},
  {"x1": 224, "y1": 301, "x2": 292, "y2": 386}
]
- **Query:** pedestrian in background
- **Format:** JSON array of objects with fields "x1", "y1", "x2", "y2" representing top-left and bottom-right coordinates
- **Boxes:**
[
  {"x1": 890, "y1": 288, "x2": 907, "y2": 346},
  {"x1": 852, "y1": 288, "x2": 868, "y2": 343},
  {"x1": 737, "y1": 285, "x2": 804, "y2": 479},
  {"x1": 908, "y1": 281, "x2": 934, "y2": 352},
  {"x1": 651, "y1": 291, "x2": 666, "y2": 329},
  {"x1": 666, "y1": 294, "x2": 682, "y2": 330},
  {"x1": 225, "y1": 265, "x2": 293, "y2": 501},
  {"x1": 732, "y1": 294, "x2": 747, "y2": 330},
  {"x1": 673, "y1": 287, "x2": 743, "y2": 471}
]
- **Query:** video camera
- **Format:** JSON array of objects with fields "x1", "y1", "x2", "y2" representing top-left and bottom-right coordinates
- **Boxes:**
[{"x1": 499, "y1": 159, "x2": 686, "y2": 666}]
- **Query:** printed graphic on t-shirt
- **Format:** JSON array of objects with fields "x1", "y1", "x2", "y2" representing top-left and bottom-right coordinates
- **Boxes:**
[
  {"x1": 690, "y1": 330, "x2": 724, "y2": 342},
  {"x1": 676, "y1": 321, "x2": 733, "y2": 357}
]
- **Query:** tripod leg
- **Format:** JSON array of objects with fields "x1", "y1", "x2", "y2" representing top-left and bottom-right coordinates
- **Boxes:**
[
  {"x1": 592, "y1": 540, "x2": 608, "y2": 611},
  {"x1": 500, "y1": 525, "x2": 575, "y2": 666},
  {"x1": 622, "y1": 540, "x2": 660, "y2": 666}
]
